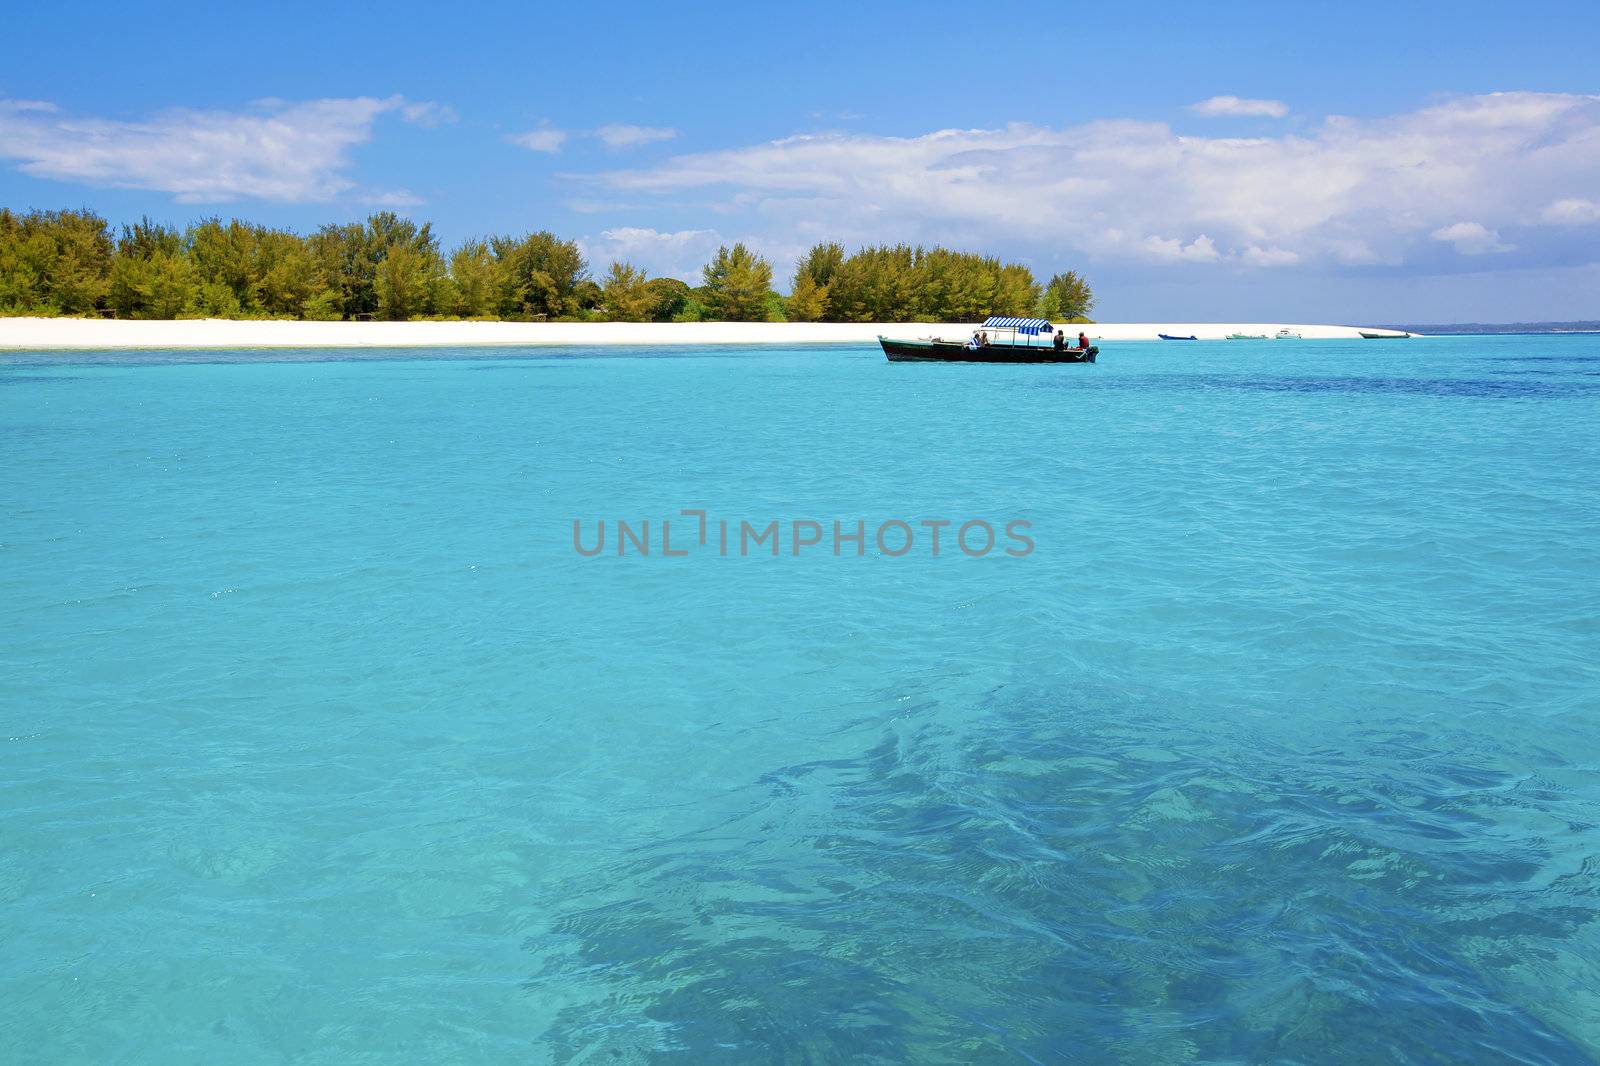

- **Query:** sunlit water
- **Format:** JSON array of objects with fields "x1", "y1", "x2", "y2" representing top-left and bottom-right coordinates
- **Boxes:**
[{"x1": 3, "y1": 336, "x2": 1598, "y2": 1064}]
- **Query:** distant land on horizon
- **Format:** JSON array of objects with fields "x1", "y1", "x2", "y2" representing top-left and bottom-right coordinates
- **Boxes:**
[{"x1": 1379, "y1": 320, "x2": 1600, "y2": 335}]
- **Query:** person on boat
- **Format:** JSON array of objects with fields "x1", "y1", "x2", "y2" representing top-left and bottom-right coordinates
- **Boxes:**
[
  {"x1": 965, "y1": 332, "x2": 981, "y2": 350},
  {"x1": 1077, "y1": 331, "x2": 1090, "y2": 351},
  {"x1": 979, "y1": 331, "x2": 990, "y2": 347},
  {"x1": 1053, "y1": 329, "x2": 1066, "y2": 351}
]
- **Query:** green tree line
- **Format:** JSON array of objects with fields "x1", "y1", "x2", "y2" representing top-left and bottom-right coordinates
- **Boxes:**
[
  {"x1": 786, "y1": 242, "x2": 1094, "y2": 322},
  {"x1": 0, "y1": 208, "x2": 1093, "y2": 323}
]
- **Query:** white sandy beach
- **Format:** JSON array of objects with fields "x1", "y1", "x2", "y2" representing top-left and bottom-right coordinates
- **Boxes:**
[{"x1": 0, "y1": 318, "x2": 1410, "y2": 349}]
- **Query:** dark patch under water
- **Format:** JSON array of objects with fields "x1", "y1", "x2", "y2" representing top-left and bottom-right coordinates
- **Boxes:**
[{"x1": 531, "y1": 682, "x2": 1600, "y2": 1063}]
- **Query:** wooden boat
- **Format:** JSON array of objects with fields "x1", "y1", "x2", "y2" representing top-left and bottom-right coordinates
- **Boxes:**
[
  {"x1": 1158, "y1": 333, "x2": 1197, "y2": 341},
  {"x1": 1226, "y1": 332, "x2": 1268, "y2": 340},
  {"x1": 881, "y1": 337, "x2": 1096, "y2": 363},
  {"x1": 881, "y1": 317, "x2": 1097, "y2": 363},
  {"x1": 1359, "y1": 331, "x2": 1412, "y2": 339}
]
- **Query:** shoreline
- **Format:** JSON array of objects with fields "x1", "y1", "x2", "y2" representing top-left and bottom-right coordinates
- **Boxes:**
[{"x1": 0, "y1": 318, "x2": 1412, "y2": 350}]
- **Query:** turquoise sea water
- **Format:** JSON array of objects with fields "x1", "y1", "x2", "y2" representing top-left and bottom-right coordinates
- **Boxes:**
[{"x1": 3, "y1": 336, "x2": 1599, "y2": 1063}]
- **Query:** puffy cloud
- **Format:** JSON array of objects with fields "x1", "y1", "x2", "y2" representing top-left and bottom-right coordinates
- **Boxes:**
[
  {"x1": 508, "y1": 125, "x2": 569, "y2": 153},
  {"x1": 0, "y1": 95, "x2": 424, "y2": 203},
  {"x1": 1542, "y1": 197, "x2": 1600, "y2": 224},
  {"x1": 1190, "y1": 95, "x2": 1289, "y2": 118},
  {"x1": 1430, "y1": 221, "x2": 1514, "y2": 255},
  {"x1": 577, "y1": 226, "x2": 728, "y2": 281},
  {"x1": 594, "y1": 124, "x2": 677, "y2": 148},
  {"x1": 1139, "y1": 233, "x2": 1221, "y2": 262},
  {"x1": 586, "y1": 92, "x2": 1600, "y2": 273}
]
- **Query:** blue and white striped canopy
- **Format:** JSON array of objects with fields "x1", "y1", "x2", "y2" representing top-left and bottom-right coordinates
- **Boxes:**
[{"x1": 982, "y1": 316, "x2": 1054, "y2": 335}]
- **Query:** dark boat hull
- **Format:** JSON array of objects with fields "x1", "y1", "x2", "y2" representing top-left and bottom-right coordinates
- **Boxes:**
[{"x1": 880, "y1": 337, "x2": 1097, "y2": 363}]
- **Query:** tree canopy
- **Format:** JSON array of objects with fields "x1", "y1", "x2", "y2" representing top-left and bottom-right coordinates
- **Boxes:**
[
  {"x1": 1039, "y1": 270, "x2": 1096, "y2": 322},
  {"x1": 601, "y1": 261, "x2": 653, "y2": 321},
  {"x1": 786, "y1": 242, "x2": 1090, "y2": 323},
  {"x1": 701, "y1": 244, "x2": 775, "y2": 321},
  {"x1": 1, "y1": 207, "x2": 1093, "y2": 325}
]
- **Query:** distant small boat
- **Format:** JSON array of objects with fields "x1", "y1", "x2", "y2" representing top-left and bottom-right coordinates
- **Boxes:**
[
  {"x1": 1226, "y1": 332, "x2": 1268, "y2": 340},
  {"x1": 1273, "y1": 328, "x2": 1301, "y2": 340},
  {"x1": 1158, "y1": 333, "x2": 1197, "y2": 341},
  {"x1": 1359, "y1": 331, "x2": 1412, "y2": 339}
]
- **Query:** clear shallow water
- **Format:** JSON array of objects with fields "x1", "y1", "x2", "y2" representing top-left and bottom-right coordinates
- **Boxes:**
[{"x1": 2, "y1": 336, "x2": 1598, "y2": 1064}]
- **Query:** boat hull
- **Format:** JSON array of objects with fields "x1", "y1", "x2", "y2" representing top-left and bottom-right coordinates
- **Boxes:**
[{"x1": 880, "y1": 337, "x2": 1097, "y2": 363}]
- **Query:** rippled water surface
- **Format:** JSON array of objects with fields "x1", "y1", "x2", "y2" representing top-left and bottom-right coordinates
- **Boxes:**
[{"x1": 3, "y1": 336, "x2": 1599, "y2": 1063}]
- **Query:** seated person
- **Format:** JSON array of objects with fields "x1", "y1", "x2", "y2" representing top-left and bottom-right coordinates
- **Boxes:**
[
  {"x1": 1077, "y1": 331, "x2": 1090, "y2": 350},
  {"x1": 1053, "y1": 329, "x2": 1066, "y2": 350},
  {"x1": 965, "y1": 332, "x2": 981, "y2": 349}
]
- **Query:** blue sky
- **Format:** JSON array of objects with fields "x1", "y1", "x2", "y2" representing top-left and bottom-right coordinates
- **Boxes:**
[{"x1": 3, "y1": 0, "x2": 1598, "y2": 321}]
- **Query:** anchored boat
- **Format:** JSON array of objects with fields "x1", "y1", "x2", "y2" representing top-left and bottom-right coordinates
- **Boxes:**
[
  {"x1": 880, "y1": 317, "x2": 1097, "y2": 363},
  {"x1": 1158, "y1": 333, "x2": 1197, "y2": 341}
]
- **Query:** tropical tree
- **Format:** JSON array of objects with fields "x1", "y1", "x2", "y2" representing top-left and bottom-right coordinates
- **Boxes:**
[
  {"x1": 784, "y1": 243, "x2": 842, "y2": 321},
  {"x1": 306, "y1": 213, "x2": 441, "y2": 319},
  {"x1": 644, "y1": 277, "x2": 692, "y2": 321},
  {"x1": 994, "y1": 262, "x2": 1041, "y2": 318},
  {"x1": 1039, "y1": 270, "x2": 1095, "y2": 321},
  {"x1": 701, "y1": 243, "x2": 775, "y2": 321},
  {"x1": 786, "y1": 241, "x2": 843, "y2": 320},
  {"x1": 573, "y1": 279, "x2": 604, "y2": 314},
  {"x1": 0, "y1": 209, "x2": 114, "y2": 313},
  {"x1": 0, "y1": 210, "x2": 43, "y2": 311},
  {"x1": 601, "y1": 261, "x2": 653, "y2": 321},
  {"x1": 826, "y1": 245, "x2": 919, "y2": 321},
  {"x1": 45, "y1": 210, "x2": 115, "y2": 313},
  {"x1": 795, "y1": 242, "x2": 844, "y2": 289},
  {"x1": 447, "y1": 239, "x2": 499, "y2": 317},
  {"x1": 375, "y1": 244, "x2": 442, "y2": 319},
  {"x1": 107, "y1": 219, "x2": 197, "y2": 319},
  {"x1": 785, "y1": 272, "x2": 828, "y2": 321},
  {"x1": 188, "y1": 218, "x2": 256, "y2": 311},
  {"x1": 490, "y1": 231, "x2": 587, "y2": 319}
]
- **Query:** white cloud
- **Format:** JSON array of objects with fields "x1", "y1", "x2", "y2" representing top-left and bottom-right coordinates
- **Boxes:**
[
  {"x1": 586, "y1": 92, "x2": 1600, "y2": 272},
  {"x1": 1328, "y1": 238, "x2": 1391, "y2": 266},
  {"x1": 0, "y1": 95, "x2": 423, "y2": 203},
  {"x1": 1190, "y1": 95, "x2": 1290, "y2": 118},
  {"x1": 1241, "y1": 245, "x2": 1301, "y2": 267},
  {"x1": 361, "y1": 188, "x2": 425, "y2": 208},
  {"x1": 594, "y1": 124, "x2": 678, "y2": 148},
  {"x1": 511, "y1": 123, "x2": 677, "y2": 153},
  {"x1": 399, "y1": 101, "x2": 457, "y2": 127},
  {"x1": 1430, "y1": 221, "x2": 1514, "y2": 255},
  {"x1": 577, "y1": 226, "x2": 728, "y2": 281},
  {"x1": 508, "y1": 125, "x2": 568, "y2": 153},
  {"x1": 1139, "y1": 233, "x2": 1221, "y2": 262},
  {"x1": 1542, "y1": 197, "x2": 1600, "y2": 224}
]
